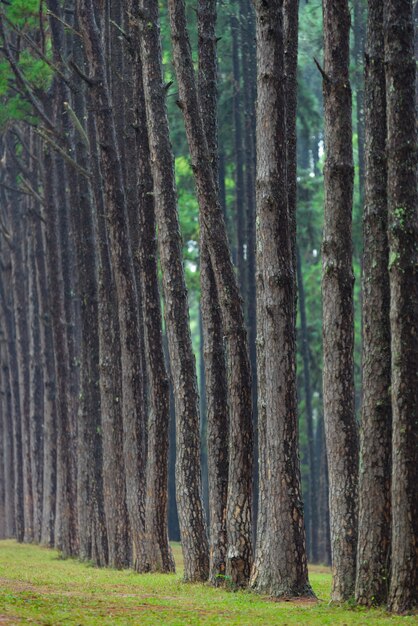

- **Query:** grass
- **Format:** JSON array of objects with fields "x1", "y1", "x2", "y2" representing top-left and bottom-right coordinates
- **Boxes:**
[{"x1": 0, "y1": 540, "x2": 415, "y2": 625}]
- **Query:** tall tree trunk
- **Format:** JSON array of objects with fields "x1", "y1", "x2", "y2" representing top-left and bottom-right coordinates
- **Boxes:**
[
  {"x1": 0, "y1": 294, "x2": 15, "y2": 538},
  {"x1": 0, "y1": 248, "x2": 24, "y2": 542},
  {"x1": 77, "y1": 0, "x2": 147, "y2": 571},
  {"x1": 231, "y1": 9, "x2": 246, "y2": 293},
  {"x1": 42, "y1": 143, "x2": 78, "y2": 556},
  {"x1": 7, "y1": 165, "x2": 33, "y2": 543},
  {"x1": 126, "y1": 5, "x2": 175, "y2": 572},
  {"x1": 384, "y1": 0, "x2": 418, "y2": 613},
  {"x1": 355, "y1": 0, "x2": 391, "y2": 606},
  {"x1": 86, "y1": 108, "x2": 130, "y2": 569},
  {"x1": 36, "y1": 210, "x2": 57, "y2": 549},
  {"x1": 197, "y1": 0, "x2": 229, "y2": 584},
  {"x1": 240, "y1": 0, "x2": 258, "y2": 534},
  {"x1": 27, "y1": 221, "x2": 44, "y2": 544},
  {"x1": 321, "y1": 0, "x2": 358, "y2": 601},
  {"x1": 168, "y1": 0, "x2": 253, "y2": 587},
  {"x1": 297, "y1": 247, "x2": 318, "y2": 563},
  {"x1": 139, "y1": 0, "x2": 209, "y2": 582},
  {"x1": 250, "y1": 0, "x2": 312, "y2": 598}
]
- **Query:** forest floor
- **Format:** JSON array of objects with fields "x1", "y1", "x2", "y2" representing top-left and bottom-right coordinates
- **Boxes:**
[{"x1": 0, "y1": 541, "x2": 416, "y2": 625}]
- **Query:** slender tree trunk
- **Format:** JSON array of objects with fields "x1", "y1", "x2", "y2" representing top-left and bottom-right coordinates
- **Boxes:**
[
  {"x1": 384, "y1": 0, "x2": 418, "y2": 613},
  {"x1": 0, "y1": 250, "x2": 24, "y2": 542},
  {"x1": 231, "y1": 9, "x2": 246, "y2": 293},
  {"x1": 240, "y1": 0, "x2": 258, "y2": 534},
  {"x1": 321, "y1": 0, "x2": 358, "y2": 601},
  {"x1": 197, "y1": 0, "x2": 229, "y2": 584},
  {"x1": 0, "y1": 300, "x2": 15, "y2": 538},
  {"x1": 86, "y1": 108, "x2": 130, "y2": 569},
  {"x1": 316, "y1": 412, "x2": 331, "y2": 566},
  {"x1": 250, "y1": 0, "x2": 312, "y2": 598},
  {"x1": 27, "y1": 222, "x2": 44, "y2": 544},
  {"x1": 139, "y1": 0, "x2": 209, "y2": 581},
  {"x1": 168, "y1": 0, "x2": 253, "y2": 586},
  {"x1": 297, "y1": 247, "x2": 318, "y2": 563},
  {"x1": 355, "y1": 0, "x2": 391, "y2": 606},
  {"x1": 7, "y1": 165, "x2": 33, "y2": 543},
  {"x1": 126, "y1": 5, "x2": 175, "y2": 572},
  {"x1": 36, "y1": 211, "x2": 57, "y2": 549}
]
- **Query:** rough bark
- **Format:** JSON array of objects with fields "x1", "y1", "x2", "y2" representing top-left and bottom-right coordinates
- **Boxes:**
[
  {"x1": 77, "y1": 0, "x2": 147, "y2": 571},
  {"x1": 35, "y1": 210, "x2": 57, "y2": 549},
  {"x1": 321, "y1": 0, "x2": 359, "y2": 601},
  {"x1": 197, "y1": 0, "x2": 229, "y2": 584},
  {"x1": 139, "y1": 0, "x2": 209, "y2": 582},
  {"x1": 355, "y1": 0, "x2": 391, "y2": 606},
  {"x1": 250, "y1": 0, "x2": 312, "y2": 598},
  {"x1": 86, "y1": 107, "x2": 130, "y2": 569},
  {"x1": 384, "y1": 0, "x2": 418, "y2": 613},
  {"x1": 168, "y1": 0, "x2": 253, "y2": 586},
  {"x1": 42, "y1": 144, "x2": 78, "y2": 556},
  {"x1": 0, "y1": 248, "x2": 23, "y2": 542},
  {"x1": 126, "y1": 5, "x2": 175, "y2": 572}
]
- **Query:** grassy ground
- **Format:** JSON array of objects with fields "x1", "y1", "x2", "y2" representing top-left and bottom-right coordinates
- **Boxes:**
[{"x1": 0, "y1": 540, "x2": 416, "y2": 625}]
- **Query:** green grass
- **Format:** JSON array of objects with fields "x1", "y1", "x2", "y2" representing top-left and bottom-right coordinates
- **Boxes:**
[{"x1": 0, "y1": 540, "x2": 415, "y2": 625}]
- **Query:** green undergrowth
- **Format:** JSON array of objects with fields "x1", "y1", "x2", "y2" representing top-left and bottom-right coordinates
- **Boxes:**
[{"x1": 0, "y1": 540, "x2": 415, "y2": 625}]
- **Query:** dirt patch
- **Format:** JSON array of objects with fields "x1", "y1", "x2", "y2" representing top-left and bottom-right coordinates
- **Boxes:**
[{"x1": 0, "y1": 615, "x2": 22, "y2": 624}]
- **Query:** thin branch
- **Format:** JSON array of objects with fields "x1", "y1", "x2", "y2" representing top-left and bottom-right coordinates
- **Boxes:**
[
  {"x1": 0, "y1": 181, "x2": 32, "y2": 196},
  {"x1": 63, "y1": 101, "x2": 90, "y2": 148},
  {"x1": 35, "y1": 127, "x2": 91, "y2": 179},
  {"x1": 110, "y1": 19, "x2": 130, "y2": 43},
  {"x1": 46, "y1": 8, "x2": 82, "y2": 37},
  {"x1": 313, "y1": 57, "x2": 330, "y2": 83},
  {"x1": 19, "y1": 177, "x2": 46, "y2": 212},
  {"x1": 69, "y1": 59, "x2": 98, "y2": 86}
]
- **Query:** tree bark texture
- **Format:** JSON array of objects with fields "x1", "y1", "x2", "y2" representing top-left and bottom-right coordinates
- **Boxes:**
[
  {"x1": 139, "y1": 0, "x2": 209, "y2": 582},
  {"x1": 126, "y1": 4, "x2": 175, "y2": 572},
  {"x1": 251, "y1": 0, "x2": 312, "y2": 598},
  {"x1": 321, "y1": 0, "x2": 359, "y2": 601},
  {"x1": 355, "y1": 0, "x2": 391, "y2": 606},
  {"x1": 384, "y1": 0, "x2": 418, "y2": 613},
  {"x1": 197, "y1": 0, "x2": 229, "y2": 584},
  {"x1": 168, "y1": 0, "x2": 253, "y2": 587}
]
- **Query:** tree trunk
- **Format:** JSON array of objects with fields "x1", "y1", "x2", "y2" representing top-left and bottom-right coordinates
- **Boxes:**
[
  {"x1": 35, "y1": 207, "x2": 57, "y2": 549},
  {"x1": 0, "y1": 287, "x2": 15, "y2": 538},
  {"x1": 0, "y1": 246, "x2": 24, "y2": 542},
  {"x1": 231, "y1": 9, "x2": 246, "y2": 293},
  {"x1": 139, "y1": 0, "x2": 209, "y2": 582},
  {"x1": 86, "y1": 107, "x2": 130, "y2": 569},
  {"x1": 355, "y1": 0, "x2": 391, "y2": 606},
  {"x1": 250, "y1": 0, "x2": 312, "y2": 598},
  {"x1": 7, "y1": 164, "x2": 33, "y2": 544},
  {"x1": 168, "y1": 0, "x2": 253, "y2": 587},
  {"x1": 384, "y1": 0, "x2": 418, "y2": 613},
  {"x1": 126, "y1": 5, "x2": 175, "y2": 572},
  {"x1": 297, "y1": 247, "x2": 318, "y2": 563},
  {"x1": 321, "y1": 0, "x2": 358, "y2": 601},
  {"x1": 27, "y1": 221, "x2": 44, "y2": 544},
  {"x1": 197, "y1": 0, "x2": 229, "y2": 584}
]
